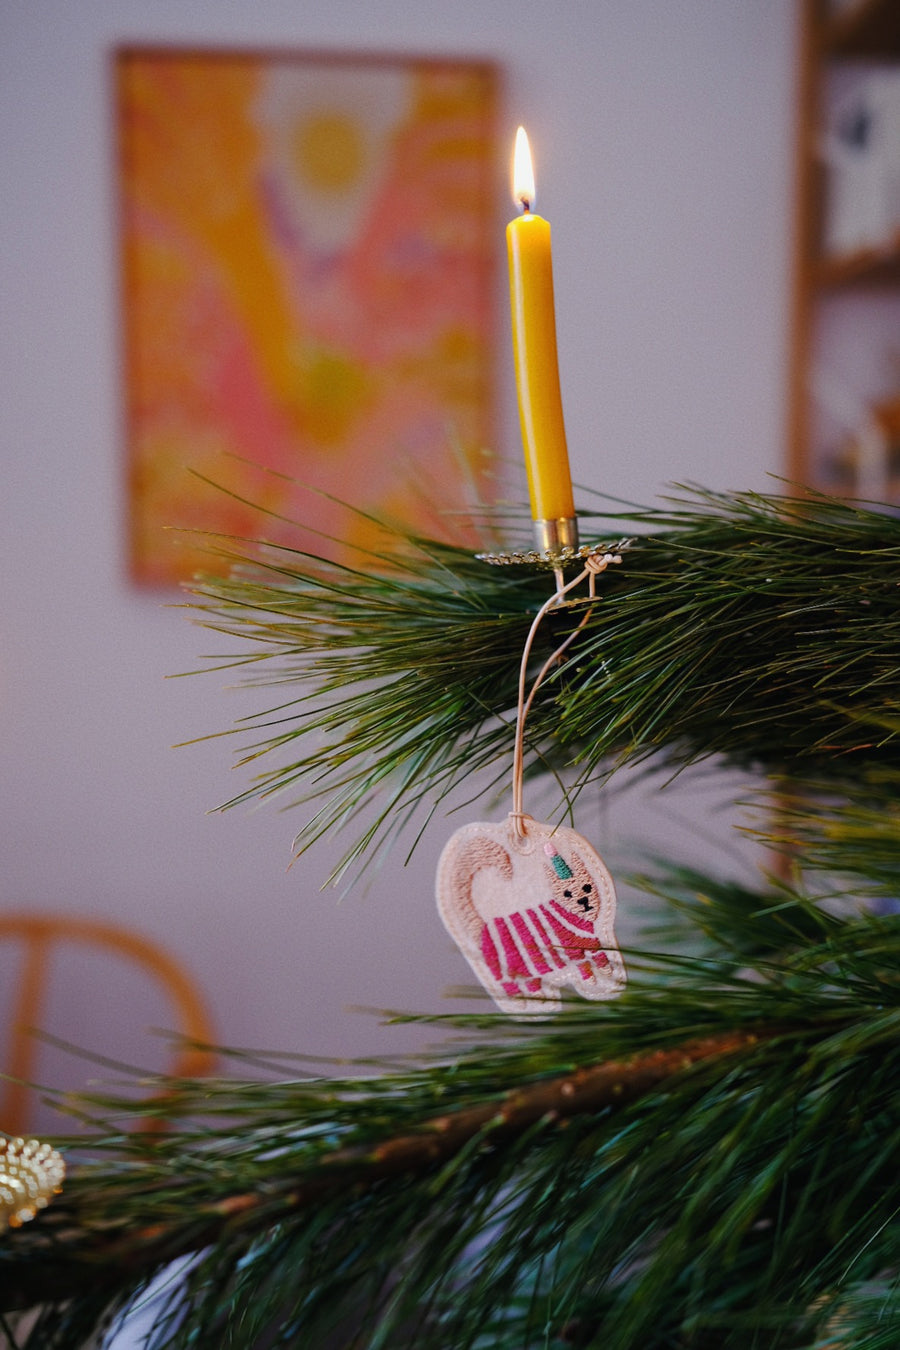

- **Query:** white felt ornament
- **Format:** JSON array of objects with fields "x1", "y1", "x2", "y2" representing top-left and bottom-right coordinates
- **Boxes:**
[
  {"x1": 437, "y1": 814, "x2": 625, "y2": 1015},
  {"x1": 435, "y1": 550, "x2": 628, "y2": 1015}
]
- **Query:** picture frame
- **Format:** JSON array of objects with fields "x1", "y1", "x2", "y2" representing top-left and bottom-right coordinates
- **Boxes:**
[{"x1": 115, "y1": 46, "x2": 500, "y2": 585}]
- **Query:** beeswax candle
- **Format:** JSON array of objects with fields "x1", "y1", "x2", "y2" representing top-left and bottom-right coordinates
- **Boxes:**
[{"x1": 506, "y1": 126, "x2": 578, "y2": 551}]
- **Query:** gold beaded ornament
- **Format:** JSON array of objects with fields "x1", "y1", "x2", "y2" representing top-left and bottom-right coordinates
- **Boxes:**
[{"x1": 0, "y1": 1136, "x2": 65, "y2": 1231}]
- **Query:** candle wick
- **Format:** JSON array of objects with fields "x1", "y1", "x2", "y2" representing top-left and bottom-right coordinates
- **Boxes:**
[{"x1": 519, "y1": 198, "x2": 531, "y2": 214}]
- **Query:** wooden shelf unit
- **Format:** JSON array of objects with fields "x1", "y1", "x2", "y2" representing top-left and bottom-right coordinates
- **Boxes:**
[
  {"x1": 824, "y1": 0, "x2": 900, "y2": 60},
  {"x1": 787, "y1": 0, "x2": 900, "y2": 490}
]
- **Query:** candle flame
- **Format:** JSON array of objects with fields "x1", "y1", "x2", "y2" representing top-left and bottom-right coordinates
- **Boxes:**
[{"x1": 512, "y1": 126, "x2": 535, "y2": 211}]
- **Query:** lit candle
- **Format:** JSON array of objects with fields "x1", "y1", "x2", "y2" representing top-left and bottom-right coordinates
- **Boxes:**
[{"x1": 507, "y1": 126, "x2": 578, "y2": 553}]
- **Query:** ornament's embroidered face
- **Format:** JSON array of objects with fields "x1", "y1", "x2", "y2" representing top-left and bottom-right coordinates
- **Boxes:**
[
  {"x1": 544, "y1": 842, "x2": 596, "y2": 916},
  {"x1": 436, "y1": 817, "x2": 626, "y2": 1016}
]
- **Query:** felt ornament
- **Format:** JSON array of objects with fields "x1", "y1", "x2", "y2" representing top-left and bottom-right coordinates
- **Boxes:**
[
  {"x1": 437, "y1": 814, "x2": 625, "y2": 1016},
  {"x1": 435, "y1": 550, "x2": 628, "y2": 1015}
]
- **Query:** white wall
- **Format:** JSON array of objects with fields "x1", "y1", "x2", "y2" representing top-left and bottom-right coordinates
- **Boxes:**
[{"x1": 0, "y1": 0, "x2": 797, "y2": 1128}]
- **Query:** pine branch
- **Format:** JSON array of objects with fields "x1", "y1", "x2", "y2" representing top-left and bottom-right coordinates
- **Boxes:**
[
  {"x1": 0, "y1": 1028, "x2": 765, "y2": 1312},
  {"x1": 186, "y1": 486, "x2": 900, "y2": 883},
  {"x1": 3, "y1": 487, "x2": 896, "y2": 1347},
  {"x1": 2, "y1": 879, "x2": 897, "y2": 1347}
]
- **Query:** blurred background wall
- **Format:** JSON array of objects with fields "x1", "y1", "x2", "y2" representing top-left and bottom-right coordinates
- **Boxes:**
[{"x1": 0, "y1": 0, "x2": 797, "y2": 1126}]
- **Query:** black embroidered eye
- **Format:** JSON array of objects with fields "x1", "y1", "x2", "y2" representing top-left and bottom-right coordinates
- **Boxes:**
[
  {"x1": 582, "y1": 884, "x2": 592, "y2": 894},
  {"x1": 563, "y1": 889, "x2": 572, "y2": 898}
]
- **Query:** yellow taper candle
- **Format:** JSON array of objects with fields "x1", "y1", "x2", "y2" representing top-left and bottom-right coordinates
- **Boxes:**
[{"x1": 507, "y1": 126, "x2": 578, "y2": 553}]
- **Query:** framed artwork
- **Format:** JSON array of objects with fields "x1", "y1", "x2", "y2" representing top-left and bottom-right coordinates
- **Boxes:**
[{"x1": 115, "y1": 47, "x2": 500, "y2": 585}]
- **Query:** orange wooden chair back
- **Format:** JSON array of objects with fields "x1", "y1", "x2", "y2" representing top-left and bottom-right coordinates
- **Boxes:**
[{"x1": 0, "y1": 913, "x2": 215, "y2": 1134}]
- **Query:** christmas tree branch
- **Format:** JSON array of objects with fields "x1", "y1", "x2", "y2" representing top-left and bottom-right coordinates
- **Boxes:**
[
  {"x1": 3, "y1": 907, "x2": 895, "y2": 1350},
  {"x1": 3, "y1": 486, "x2": 896, "y2": 1348},
  {"x1": 0, "y1": 1027, "x2": 767, "y2": 1313},
  {"x1": 186, "y1": 486, "x2": 900, "y2": 884},
  {"x1": 4, "y1": 867, "x2": 893, "y2": 1338}
]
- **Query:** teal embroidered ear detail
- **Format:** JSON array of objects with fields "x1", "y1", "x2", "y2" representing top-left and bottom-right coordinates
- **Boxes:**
[{"x1": 544, "y1": 842, "x2": 573, "y2": 880}]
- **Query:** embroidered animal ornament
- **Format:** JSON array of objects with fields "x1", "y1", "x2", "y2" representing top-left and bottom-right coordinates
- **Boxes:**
[{"x1": 436, "y1": 816, "x2": 626, "y2": 1015}]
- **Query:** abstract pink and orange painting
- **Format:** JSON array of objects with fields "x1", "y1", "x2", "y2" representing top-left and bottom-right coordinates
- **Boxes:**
[{"x1": 116, "y1": 48, "x2": 499, "y2": 585}]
